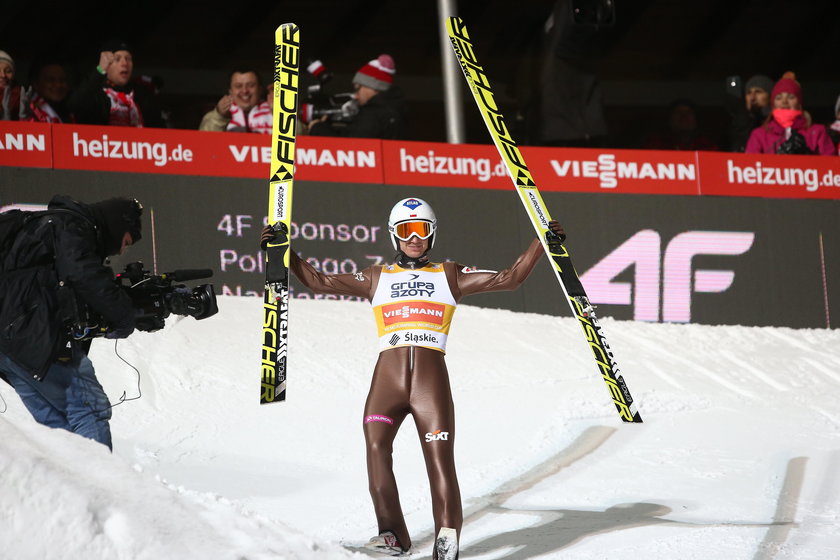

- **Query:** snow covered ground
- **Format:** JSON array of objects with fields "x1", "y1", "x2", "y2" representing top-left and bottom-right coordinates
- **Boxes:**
[{"x1": 2, "y1": 296, "x2": 840, "y2": 559}]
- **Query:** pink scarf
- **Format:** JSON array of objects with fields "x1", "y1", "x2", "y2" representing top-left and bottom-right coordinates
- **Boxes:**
[{"x1": 771, "y1": 108, "x2": 802, "y2": 129}]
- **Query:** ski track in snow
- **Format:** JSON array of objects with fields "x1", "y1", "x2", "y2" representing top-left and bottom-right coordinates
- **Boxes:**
[{"x1": 2, "y1": 296, "x2": 840, "y2": 559}]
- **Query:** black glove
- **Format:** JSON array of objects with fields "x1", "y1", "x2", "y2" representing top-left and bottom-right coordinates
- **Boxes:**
[
  {"x1": 544, "y1": 220, "x2": 567, "y2": 253},
  {"x1": 776, "y1": 130, "x2": 812, "y2": 155},
  {"x1": 105, "y1": 325, "x2": 134, "y2": 339},
  {"x1": 260, "y1": 223, "x2": 289, "y2": 250}
]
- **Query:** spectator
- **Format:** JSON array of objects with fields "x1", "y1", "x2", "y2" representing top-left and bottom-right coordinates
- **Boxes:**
[
  {"x1": 643, "y1": 99, "x2": 719, "y2": 151},
  {"x1": 0, "y1": 195, "x2": 142, "y2": 450},
  {"x1": 828, "y1": 94, "x2": 840, "y2": 150},
  {"x1": 517, "y1": 0, "x2": 610, "y2": 147},
  {"x1": 745, "y1": 72, "x2": 835, "y2": 156},
  {"x1": 0, "y1": 49, "x2": 26, "y2": 121},
  {"x1": 307, "y1": 54, "x2": 406, "y2": 139},
  {"x1": 726, "y1": 74, "x2": 773, "y2": 152},
  {"x1": 25, "y1": 59, "x2": 73, "y2": 123},
  {"x1": 199, "y1": 69, "x2": 272, "y2": 133},
  {"x1": 69, "y1": 40, "x2": 164, "y2": 128}
]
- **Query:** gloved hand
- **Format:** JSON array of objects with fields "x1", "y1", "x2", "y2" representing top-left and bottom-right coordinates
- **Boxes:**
[
  {"x1": 105, "y1": 325, "x2": 134, "y2": 339},
  {"x1": 260, "y1": 223, "x2": 289, "y2": 250},
  {"x1": 545, "y1": 220, "x2": 567, "y2": 253},
  {"x1": 776, "y1": 130, "x2": 811, "y2": 155},
  {"x1": 548, "y1": 220, "x2": 566, "y2": 242}
]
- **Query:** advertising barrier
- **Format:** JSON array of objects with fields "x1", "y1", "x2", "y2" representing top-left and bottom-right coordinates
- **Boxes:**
[
  {"x1": 0, "y1": 121, "x2": 52, "y2": 169},
  {"x1": 46, "y1": 123, "x2": 384, "y2": 183},
  {"x1": 2, "y1": 122, "x2": 838, "y2": 328},
  {"x1": 1, "y1": 167, "x2": 838, "y2": 329},
  {"x1": 2, "y1": 121, "x2": 838, "y2": 197},
  {"x1": 525, "y1": 146, "x2": 700, "y2": 195},
  {"x1": 698, "y1": 151, "x2": 840, "y2": 199}
]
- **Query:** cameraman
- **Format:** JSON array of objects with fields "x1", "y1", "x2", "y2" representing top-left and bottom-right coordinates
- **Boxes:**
[
  {"x1": 0, "y1": 195, "x2": 142, "y2": 450},
  {"x1": 307, "y1": 54, "x2": 406, "y2": 139}
]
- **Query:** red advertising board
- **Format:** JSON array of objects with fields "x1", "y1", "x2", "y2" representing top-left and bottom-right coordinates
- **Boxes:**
[
  {"x1": 50, "y1": 124, "x2": 384, "y2": 183},
  {"x1": 382, "y1": 139, "x2": 511, "y2": 189},
  {"x1": 523, "y1": 146, "x2": 700, "y2": 195},
  {"x1": 697, "y1": 151, "x2": 840, "y2": 199},
  {"x1": 381, "y1": 141, "x2": 701, "y2": 195},
  {"x1": 2, "y1": 121, "x2": 838, "y2": 199},
  {"x1": 295, "y1": 136, "x2": 383, "y2": 184},
  {"x1": 52, "y1": 123, "x2": 212, "y2": 176},
  {"x1": 0, "y1": 121, "x2": 52, "y2": 169}
]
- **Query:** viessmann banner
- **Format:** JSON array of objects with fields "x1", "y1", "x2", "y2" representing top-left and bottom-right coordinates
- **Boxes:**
[{"x1": 2, "y1": 122, "x2": 839, "y2": 198}]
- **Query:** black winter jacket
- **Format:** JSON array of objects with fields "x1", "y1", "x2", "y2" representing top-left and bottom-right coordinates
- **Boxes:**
[
  {"x1": 69, "y1": 69, "x2": 165, "y2": 128},
  {"x1": 0, "y1": 196, "x2": 135, "y2": 379}
]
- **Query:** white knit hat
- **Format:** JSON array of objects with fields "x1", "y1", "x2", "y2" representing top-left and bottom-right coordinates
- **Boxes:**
[{"x1": 0, "y1": 50, "x2": 14, "y2": 72}]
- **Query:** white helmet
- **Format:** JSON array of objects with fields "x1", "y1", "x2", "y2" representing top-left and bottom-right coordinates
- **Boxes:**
[{"x1": 388, "y1": 197, "x2": 437, "y2": 251}]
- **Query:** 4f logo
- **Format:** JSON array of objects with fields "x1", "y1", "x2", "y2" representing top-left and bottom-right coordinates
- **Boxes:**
[
  {"x1": 425, "y1": 429, "x2": 450, "y2": 442},
  {"x1": 580, "y1": 230, "x2": 755, "y2": 322}
]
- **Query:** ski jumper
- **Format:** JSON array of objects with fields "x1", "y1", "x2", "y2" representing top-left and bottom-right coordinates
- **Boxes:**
[{"x1": 290, "y1": 238, "x2": 544, "y2": 549}]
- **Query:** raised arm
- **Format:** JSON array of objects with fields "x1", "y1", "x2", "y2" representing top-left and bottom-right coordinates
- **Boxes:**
[
  {"x1": 261, "y1": 225, "x2": 376, "y2": 299},
  {"x1": 289, "y1": 250, "x2": 376, "y2": 300},
  {"x1": 451, "y1": 220, "x2": 565, "y2": 300},
  {"x1": 451, "y1": 238, "x2": 542, "y2": 299}
]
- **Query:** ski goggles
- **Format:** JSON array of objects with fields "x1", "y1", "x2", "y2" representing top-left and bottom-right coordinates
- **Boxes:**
[{"x1": 392, "y1": 220, "x2": 435, "y2": 241}]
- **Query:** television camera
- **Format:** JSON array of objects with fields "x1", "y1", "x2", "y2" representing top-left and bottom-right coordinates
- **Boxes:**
[
  {"x1": 299, "y1": 59, "x2": 359, "y2": 125},
  {"x1": 69, "y1": 262, "x2": 218, "y2": 340}
]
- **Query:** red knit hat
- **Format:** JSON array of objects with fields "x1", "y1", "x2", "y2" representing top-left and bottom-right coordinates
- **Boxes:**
[
  {"x1": 353, "y1": 54, "x2": 395, "y2": 91},
  {"x1": 771, "y1": 71, "x2": 803, "y2": 105}
]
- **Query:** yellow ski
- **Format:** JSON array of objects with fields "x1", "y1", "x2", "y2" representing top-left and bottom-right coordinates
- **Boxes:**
[
  {"x1": 261, "y1": 23, "x2": 300, "y2": 404},
  {"x1": 446, "y1": 16, "x2": 641, "y2": 423}
]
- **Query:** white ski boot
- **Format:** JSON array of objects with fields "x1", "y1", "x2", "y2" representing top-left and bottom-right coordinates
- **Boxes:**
[
  {"x1": 364, "y1": 530, "x2": 410, "y2": 556},
  {"x1": 434, "y1": 527, "x2": 458, "y2": 560}
]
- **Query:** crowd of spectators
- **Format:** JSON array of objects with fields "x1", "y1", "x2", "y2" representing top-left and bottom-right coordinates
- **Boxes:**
[
  {"x1": 0, "y1": 42, "x2": 837, "y2": 155},
  {"x1": 640, "y1": 73, "x2": 838, "y2": 156},
  {"x1": 742, "y1": 72, "x2": 835, "y2": 156},
  {"x1": 0, "y1": 42, "x2": 165, "y2": 128}
]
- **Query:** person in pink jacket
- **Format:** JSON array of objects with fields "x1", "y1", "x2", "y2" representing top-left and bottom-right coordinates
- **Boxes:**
[{"x1": 745, "y1": 72, "x2": 835, "y2": 156}]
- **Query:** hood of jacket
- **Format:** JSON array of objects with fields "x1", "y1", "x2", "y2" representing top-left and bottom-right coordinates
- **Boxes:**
[{"x1": 47, "y1": 195, "x2": 107, "y2": 258}]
